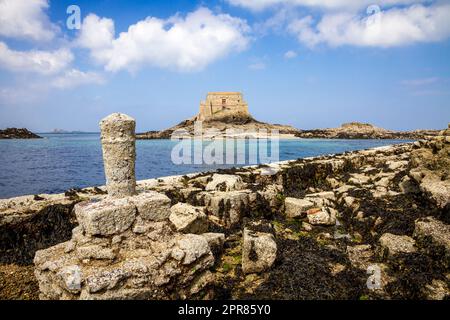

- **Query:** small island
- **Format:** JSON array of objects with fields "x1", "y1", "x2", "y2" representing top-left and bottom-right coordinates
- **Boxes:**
[
  {"x1": 0, "y1": 128, "x2": 42, "y2": 139},
  {"x1": 137, "y1": 92, "x2": 300, "y2": 139},
  {"x1": 137, "y1": 92, "x2": 442, "y2": 140}
]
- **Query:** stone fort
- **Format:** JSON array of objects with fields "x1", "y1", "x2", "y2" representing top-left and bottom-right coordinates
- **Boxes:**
[{"x1": 198, "y1": 92, "x2": 250, "y2": 121}]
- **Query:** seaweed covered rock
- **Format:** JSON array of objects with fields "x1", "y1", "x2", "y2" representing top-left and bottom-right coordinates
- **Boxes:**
[{"x1": 242, "y1": 223, "x2": 277, "y2": 274}]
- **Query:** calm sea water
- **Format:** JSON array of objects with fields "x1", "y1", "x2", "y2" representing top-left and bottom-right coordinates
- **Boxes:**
[{"x1": 0, "y1": 133, "x2": 411, "y2": 199}]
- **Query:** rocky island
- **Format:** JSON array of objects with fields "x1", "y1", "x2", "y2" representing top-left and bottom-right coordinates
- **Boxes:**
[
  {"x1": 296, "y1": 122, "x2": 440, "y2": 140},
  {"x1": 0, "y1": 115, "x2": 449, "y2": 300},
  {"x1": 136, "y1": 93, "x2": 441, "y2": 140},
  {"x1": 137, "y1": 92, "x2": 300, "y2": 140},
  {"x1": 0, "y1": 128, "x2": 42, "y2": 139}
]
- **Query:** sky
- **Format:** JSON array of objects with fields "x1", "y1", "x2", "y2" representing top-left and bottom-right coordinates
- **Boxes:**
[{"x1": 0, "y1": 0, "x2": 449, "y2": 132}]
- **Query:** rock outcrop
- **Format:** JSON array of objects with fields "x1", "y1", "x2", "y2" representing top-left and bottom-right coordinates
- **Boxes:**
[
  {"x1": 296, "y1": 122, "x2": 440, "y2": 140},
  {"x1": 136, "y1": 92, "x2": 300, "y2": 140},
  {"x1": 1, "y1": 121, "x2": 449, "y2": 300},
  {"x1": 0, "y1": 128, "x2": 42, "y2": 139}
]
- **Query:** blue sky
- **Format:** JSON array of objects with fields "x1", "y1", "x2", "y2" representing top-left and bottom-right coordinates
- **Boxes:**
[{"x1": 0, "y1": 0, "x2": 449, "y2": 132}]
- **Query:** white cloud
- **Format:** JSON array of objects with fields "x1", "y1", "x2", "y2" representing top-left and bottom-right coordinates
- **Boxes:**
[
  {"x1": 78, "y1": 8, "x2": 250, "y2": 72},
  {"x1": 227, "y1": 0, "x2": 425, "y2": 11},
  {"x1": 77, "y1": 14, "x2": 115, "y2": 51},
  {"x1": 0, "y1": 0, "x2": 58, "y2": 41},
  {"x1": 288, "y1": 4, "x2": 450, "y2": 48},
  {"x1": 0, "y1": 41, "x2": 73, "y2": 75},
  {"x1": 51, "y1": 69, "x2": 105, "y2": 89},
  {"x1": 284, "y1": 50, "x2": 297, "y2": 58},
  {"x1": 249, "y1": 62, "x2": 266, "y2": 70},
  {"x1": 401, "y1": 77, "x2": 440, "y2": 86}
]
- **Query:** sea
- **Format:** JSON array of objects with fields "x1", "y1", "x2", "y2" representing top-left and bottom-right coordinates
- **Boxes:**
[{"x1": 0, "y1": 133, "x2": 412, "y2": 199}]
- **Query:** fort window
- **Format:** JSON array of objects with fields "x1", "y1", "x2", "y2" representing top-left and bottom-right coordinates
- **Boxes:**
[{"x1": 222, "y1": 99, "x2": 226, "y2": 105}]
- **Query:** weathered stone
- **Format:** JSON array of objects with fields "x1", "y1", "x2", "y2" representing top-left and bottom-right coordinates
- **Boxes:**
[
  {"x1": 100, "y1": 113, "x2": 136, "y2": 198},
  {"x1": 414, "y1": 217, "x2": 450, "y2": 266},
  {"x1": 169, "y1": 203, "x2": 208, "y2": 234},
  {"x1": 75, "y1": 198, "x2": 136, "y2": 236},
  {"x1": 57, "y1": 265, "x2": 82, "y2": 293},
  {"x1": 399, "y1": 176, "x2": 419, "y2": 194},
  {"x1": 130, "y1": 191, "x2": 171, "y2": 221},
  {"x1": 386, "y1": 160, "x2": 408, "y2": 171},
  {"x1": 379, "y1": 233, "x2": 416, "y2": 258},
  {"x1": 201, "y1": 233, "x2": 225, "y2": 254},
  {"x1": 348, "y1": 174, "x2": 371, "y2": 186},
  {"x1": 204, "y1": 190, "x2": 250, "y2": 227},
  {"x1": 205, "y1": 174, "x2": 245, "y2": 192},
  {"x1": 305, "y1": 191, "x2": 336, "y2": 201},
  {"x1": 176, "y1": 234, "x2": 213, "y2": 265},
  {"x1": 347, "y1": 244, "x2": 374, "y2": 270},
  {"x1": 284, "y1": 197, "x2": 314, "y2": 218},
  {"x1": 306, "y1": 207, "x2": 337, "y2": 226},
  {"x1": 85, "y1": 269, "x2": 130, "y2": 293},
  {"x1": 419, "y1": 174, "x2": 450, "y2": 208},
  {"x1": 423, "y1": 279, "x2": 449, "y2": 300},
  {"x1": 257, "y1": 184, "x2": 284, "y2": 211},
  {"x1": 242, "y1": 228, "x2": 277, "y2": 274},
  {"x1": 76, "y1": 245, "x2": 116, "y2": 260}
]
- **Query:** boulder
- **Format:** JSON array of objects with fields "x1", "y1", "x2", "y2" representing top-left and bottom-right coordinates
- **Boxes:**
[
  {"x1": 169, "y1": 203, "x2": 208, "y2": 234},
  {"x1": 419, "y1": 174, "x2": 450, "y2": 208},
  {"x1": 284, "y1": 197, "x2": 314, "y2": 218},
  {"x1": 306, "y1": 207, "x2": 337, "y2": 226},
  {"x1": 348, "y1": 174, "x2": 371, "y2": 186},
  {"x1": 204, "y1": 190, "x2": 250, "y2": 227},
  {"x1": 305, "y1": 191, "x2": 336, "y2": 201},
  {"x1": 414, "y1": 217, "x2": 450, "y2": 266},
  {"x1": 398, "y1": 176, "x2": 419, "y2": 194},
  {"x1": 130, "y1": 191, "x2": 171, "y2": 221},
  {"x1": 242, "y1": 228, "x2": 277, "y2": 274},
  {"x1": 201, "y1": 233, "x2": 225, "y2": 254},
  {"x1": 205, "y1": 174, "x2": 246, "y2": 191},
  {"x1": 75, "y1": 198, "x2": 136, "y2": 236},
  {"x1": 34, "y1": 223, "x2": 216, "y2": 300},
  {"x1": 177, "y1": 234, "x2": 213, "y2": 265},
  {"x1": 379, "y1": 233, "x2": 416, "y2": 258}
]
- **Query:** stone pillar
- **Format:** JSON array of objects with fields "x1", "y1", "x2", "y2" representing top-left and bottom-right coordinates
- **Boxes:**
[{"x1": 100, "y1": 113, "x2": 136, "y2": 198}]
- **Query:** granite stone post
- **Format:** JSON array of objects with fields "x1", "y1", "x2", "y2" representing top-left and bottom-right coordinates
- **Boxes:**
[{"x1": 100, "y1": 113, "x2": 136, "y2": 198}]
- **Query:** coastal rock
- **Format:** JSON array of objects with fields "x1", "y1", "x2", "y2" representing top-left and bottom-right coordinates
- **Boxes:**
[
  {"x1": 414, "y1": 217, "x2": 450, "y2": 266},
  {"x1": 205, "y1": 174, "x2": 246, "y2": 192},
  {"x1": 284, "y1": 197, "x2": 314, "y2": 218},
  {"x1": 398, "y1": 176, "x2": 419, "y2": 194},
  {"x1": 176, "y1": 234, "x2": 213, "y2": 265},
  {"x1": 379, "y1": 233, "x2": 417, "y2": 258},
  {"x1": 200, "y1": 233, "x2": 225, "y2": 255},
  {"x1": 130, "y1": 191, "x2": 171, "y2": 221},
  {"x1": 242, "y1": 228, "x2": 277, "y2": 274},
  {"x1": 0, "y1": 128, "x2": 42, "y2": 139},
  {"x1": 204, "y1": 190, "x2": 250, "y2": 227},
  {"x1": 295, "y1": 122, "x2": 440, "y2": 140},
  {"x1": 75, "y1": 198, "x2": 136, "y2": 236},
  {"x1": 423, "y1": 279, "x2": 449, "y2": 300},
  {"x1": 169, "y1": 203, "x2": 208, "y2": 234},
  {"x1": 347, "y1": 244, "x2": 374, "y2": 270},
  {"x1": 306, "y1": 207, "x2": 337, "y2": 226}
]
